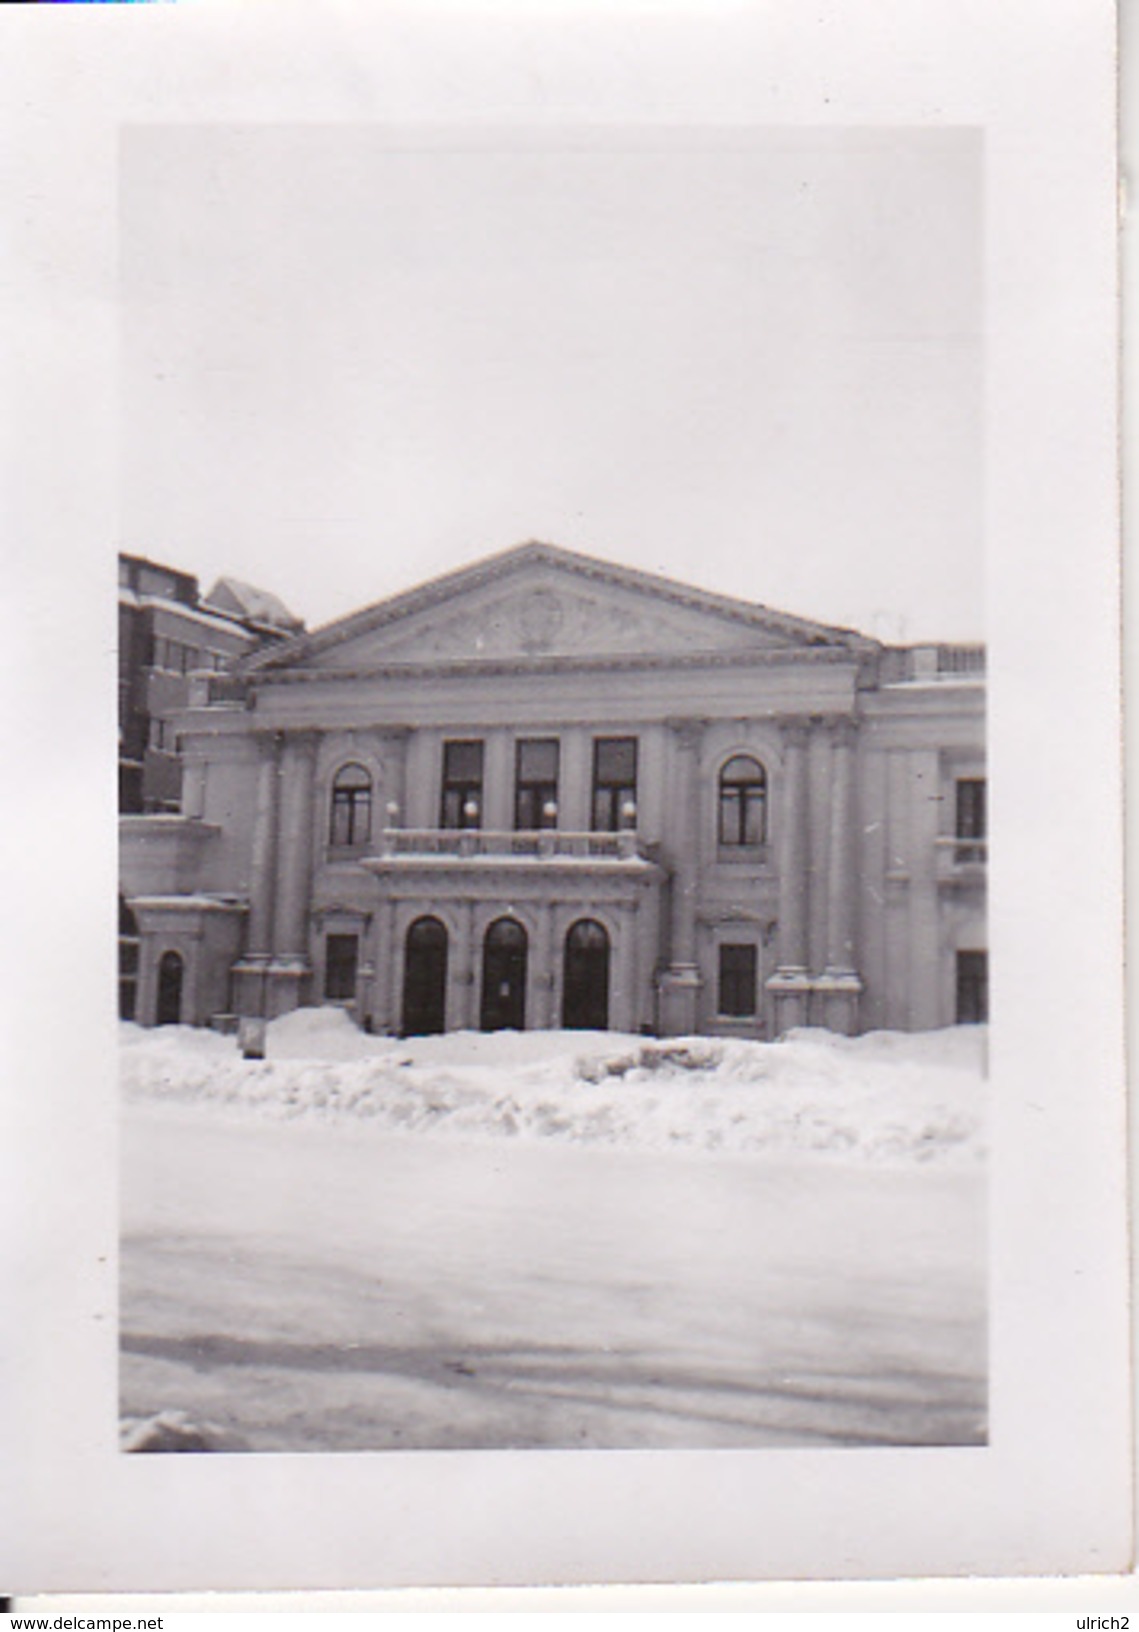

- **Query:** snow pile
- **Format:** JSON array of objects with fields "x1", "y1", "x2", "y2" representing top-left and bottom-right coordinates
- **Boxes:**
[
  {"x1": 120, "y1": 1409, "x2": 247, "y2": 1453},
  {"x1": 120, "y1": 1011, "x2": 985, "y2": 1168}
]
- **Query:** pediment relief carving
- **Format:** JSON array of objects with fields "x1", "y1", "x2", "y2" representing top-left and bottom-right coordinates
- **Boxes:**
[{"x1": 311, "y1": 580, "x2": 791, "y2": 671}]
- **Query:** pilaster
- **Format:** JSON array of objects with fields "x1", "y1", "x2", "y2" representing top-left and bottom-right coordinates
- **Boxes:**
[
  {"x1": 233, "y1": 731, "x2": 281, "y2": 1018},
  {"x1": 456, "y1": 901, "x2": 477, "y2": 1030},
  {"x1": 817, "y1": 718, "x2": 862, "y2": 1034},
  {"x1": 766, "y1": 718, "x2": 812, "y2": 1032},
  {"x1": 658, "y1": 717, "x2": 705, "y2": 1036},
  {"x1": 484, "y1": 728, "x2": 513, "y2": 830}
]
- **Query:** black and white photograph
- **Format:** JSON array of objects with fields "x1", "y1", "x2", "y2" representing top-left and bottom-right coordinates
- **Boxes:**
[
  {"x1": 116, "y1": 125, "x2": 988, "y2": 1458},
  {"x1": 1, "y1": 0, "x2": 1129, "y2": 1597}
]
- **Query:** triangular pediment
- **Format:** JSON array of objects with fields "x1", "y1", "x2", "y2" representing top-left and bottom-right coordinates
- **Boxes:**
[{"x1": 248, "y1": 543, "x2": 867, "y2": 675}]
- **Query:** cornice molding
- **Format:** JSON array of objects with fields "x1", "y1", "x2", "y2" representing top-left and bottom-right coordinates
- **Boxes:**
[
  {"x1": 242, "y1": 541, "x2": 879, "y2": 675},
  {"x1": 251, "y1": 643, "x2": 864, "y2": 687}
]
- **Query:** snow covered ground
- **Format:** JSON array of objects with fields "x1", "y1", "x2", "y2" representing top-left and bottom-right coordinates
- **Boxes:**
[{"x1": 120, "y1": 1013, "x2": 987, "y2": 1452}]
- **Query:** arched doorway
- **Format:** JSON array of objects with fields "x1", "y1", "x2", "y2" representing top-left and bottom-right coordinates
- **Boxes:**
[
  {"x1": 480, "y1": 918, "x2": 527, "y2": 1032},
  {"x1": 401, "y1": 916, "x2": 448, "y2": 1036},
  {"x1": 562, "y1": 918, "x2": 610, "y2": 1030},
  {"x1": 156, "y1": 950, "x2": 184, "y2": 1026}
]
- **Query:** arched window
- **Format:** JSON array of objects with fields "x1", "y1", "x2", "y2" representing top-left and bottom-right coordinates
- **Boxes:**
[
  {"x1": 330, "y1": 763, "x2": 372, "y2": 847},
  {"x1": 119, "y1": 897, "x2": 139, "y2": 1021},
  {"x1": 718, "y1": 755, "x2": 767, "y2": 846}
]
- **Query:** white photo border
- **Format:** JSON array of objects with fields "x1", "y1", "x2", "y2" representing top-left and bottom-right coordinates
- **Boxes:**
[{"x1": 0, "y1": 0, "x2": 1127, "y2": 1592}]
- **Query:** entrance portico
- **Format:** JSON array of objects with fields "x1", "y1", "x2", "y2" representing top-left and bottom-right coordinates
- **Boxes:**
[{"x1": 362, "y1": 828, "x2": 663, "y2": 1035}]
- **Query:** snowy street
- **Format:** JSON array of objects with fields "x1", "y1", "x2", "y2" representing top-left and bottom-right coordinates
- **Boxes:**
[{"x1": 120, "y1": 1018, "x2": 986, "y2": 1452}]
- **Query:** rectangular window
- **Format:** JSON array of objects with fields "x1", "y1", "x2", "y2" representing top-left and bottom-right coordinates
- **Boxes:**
[
  {"x1": 148, "y1": 717, "x2": 179, "y2": 753},
  {"x1": 592, "y1": 737, "x2": 638, "y2": 831},
  {"x1": 956, "y1": 950, "x2": 988, "y2": 1024},
  {"x1": 324, "y1": 934, "x2": 359, "y2": 1002},
  {"x1": 515, "y1": 738, "x2": 560, "y2": 829},
  {"x1": 152, "y1": 637, "x2": 201, "y2": 675},
  {"x1": 441, "y1": 740, "x2": 484, "y2": 829},
  {"x1": 956, "y1": 778, "x2": 986, "y2": 861},
  {"x1": 718, "y1": 943, "x2": 758, "y2": 1018}
]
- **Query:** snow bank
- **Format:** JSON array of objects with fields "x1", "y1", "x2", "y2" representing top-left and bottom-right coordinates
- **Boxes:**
[
  {"x1": 120, "y1": 1409, "x2": 247, "y2": 1453},
  {"x1": 121, "y1": 1010, "x2": 985, "y2": 1168}
]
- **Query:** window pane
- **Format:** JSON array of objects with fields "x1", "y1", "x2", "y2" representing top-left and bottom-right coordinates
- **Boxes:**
[
  {"x1": 444, "y1": 741, "x2": 484, "y2": 780},
  {"x1": 518, "y1": 739, "x2": 559, "y2": 782},
  {"x1": 743, "y1": 788, "x2": 765, "y2": 845},
  {"x1": 335, "y1": 762, "x2": 371, "y2": 790},
  {"x1": 956, "y1": 779, "x2": 986, "y2": 840},
  {"x1": 722, "y1": 754, "x2": 763, "y2": 787},
  {"x1": 351, "y1": 791, "x2": 371, "y2": 844},
  {"x1": 718, "y1": 790, "x2": 736, "y2": 845},
  {"x1": 595, "y1": 737, "x2": 636, "y2": 784},
  {"x1": 441, "y1": 788, "x2": 462, "y2": 829}
]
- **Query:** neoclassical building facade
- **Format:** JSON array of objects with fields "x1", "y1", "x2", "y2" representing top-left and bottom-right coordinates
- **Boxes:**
[{"x1": 119, "y1": 542, "x2": 987, "y2": 1039}]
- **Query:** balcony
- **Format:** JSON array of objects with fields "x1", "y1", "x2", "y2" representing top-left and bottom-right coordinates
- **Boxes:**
[
  {"x1": 935, "y1": 835, "x2": 987, "y2": 887},
  {"x1": 363, "y1": 827, "x2": 658, "y2": 875}
]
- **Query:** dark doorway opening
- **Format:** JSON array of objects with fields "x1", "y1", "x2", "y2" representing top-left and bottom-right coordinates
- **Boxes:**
[
  {"x1": 956, "y1": 950, "x2": 989, "y2": 1024},
  {"x1": 156, "y1": 950, "x2": 184, "y2": 1026},
  {"x1": 480, "y1": 917, "x2": 527, "y2": 1032},
  {"x1": 562, "y1": 918, "x2": 610, "y2": 1030},
  {"x1": 402, "y1": 916, "x2": 448, "y2": 1036}
]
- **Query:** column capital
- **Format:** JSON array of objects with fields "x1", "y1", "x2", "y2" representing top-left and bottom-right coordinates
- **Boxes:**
[
  {"x1": 666, "y1": 716, "x2": 708, "y2": 750},
  {"x1": 281, "y1": 728, "x2": 321, "y2": 756},
  {"x1": 779, "y1": 716, "x2": 814, "y2": 749},
  {"x1": 823, "y1": 715, "x2": 859, "y2": 747}
]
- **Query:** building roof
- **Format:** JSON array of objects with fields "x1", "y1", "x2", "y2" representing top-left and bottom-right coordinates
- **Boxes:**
[
  {"x1": 202, "y1": 576, "x2": 304, "y2": 634},
  {"x1": 242, "y1": 540, "x2": 878, "y2": 677}
]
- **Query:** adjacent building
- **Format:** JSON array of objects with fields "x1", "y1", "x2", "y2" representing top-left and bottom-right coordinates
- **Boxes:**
[
  {"x1": 118, "y1": 542, "x2": 986, "y2": 1037},
  {"x1": 119, "y1": 553, "x2": 303, "y2": 814}
]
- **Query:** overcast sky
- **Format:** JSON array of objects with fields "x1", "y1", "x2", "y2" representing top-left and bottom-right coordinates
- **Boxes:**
[{"x1": 119, "y1": 125, "x2": 981, "y2": 642}]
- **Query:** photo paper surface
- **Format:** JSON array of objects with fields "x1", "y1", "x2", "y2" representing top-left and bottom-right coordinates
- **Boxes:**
[{"x1": 0, "y1": 0, "x2": 1127, "y2": 1593}]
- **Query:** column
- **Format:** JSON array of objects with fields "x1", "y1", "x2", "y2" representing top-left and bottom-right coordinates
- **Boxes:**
[
  {"x1": 560, "y1": 727, "x2": 591, "y2": 831},
  {"x1": 824, "y1": 721, "x2": 858, "y2": 972},
  {"x1": 456, "y1": 900, "x2": 477, "y2": 1029},
  {"x1": 403, "y1": 730, "x2": 436, "y2": 829},
  {"x1": 658, "y1": 718, "x2": 704, "y2": 1036},
  {"x1": 371, "y1": 896, "x2": 395, "y2": 1034},
  {"x1": 616, "y1": 901, "x2": 639, "y2": 1033},
  {"x1": 816, "y1": 718, "x2": 863, "y2": 1035},
  {"x1": 233, "y1": 732, "x2": 281, "y2": 1018},
  {"x1": 528, "y1": 899, "x2": 554, "y2": 1029},
  {"x1": 484, "y1": 728, "x2": 513, "y2": 831},
  {"x1": 907, "y1": 747, "x2": 943, "y2": 1029},
  {"x1": 388, "y1": 904, "x2": 405, "y2": 1036},
  {"x1": 766, "y1": 718, "x2": 812, "y2": 1033},
  {"x1": 266, "y1": 731, "x2": 319, "y2": 1018}
]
